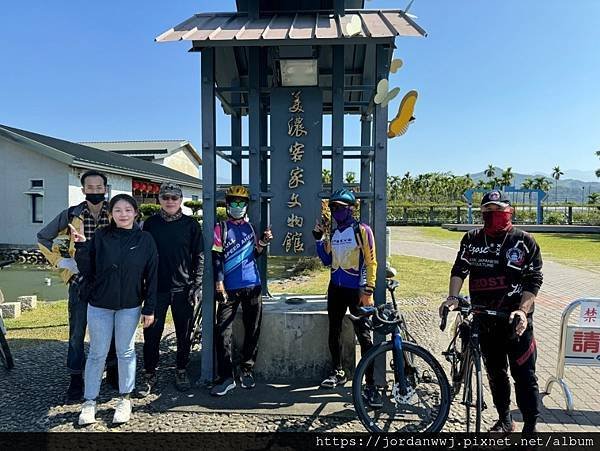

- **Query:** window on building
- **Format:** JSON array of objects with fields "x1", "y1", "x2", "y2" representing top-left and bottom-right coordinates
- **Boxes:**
[
  {"x1": 31, "y1": 179, "x2": 44, "y2": 188},
  {"x1": 192, "y1": 195, "x2": 198, "y2": 201},
  {"x1": 32, "y1": 195, "x2": 43, "y2": 223}
]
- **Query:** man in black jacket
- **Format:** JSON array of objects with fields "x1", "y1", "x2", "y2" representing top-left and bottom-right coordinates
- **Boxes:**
[
  {"x1": 140, "y1": 182, "x2": 204, "y2": 395},
  {"x1": 439, "y1": 190, "x2": 543, "y2": 434}
]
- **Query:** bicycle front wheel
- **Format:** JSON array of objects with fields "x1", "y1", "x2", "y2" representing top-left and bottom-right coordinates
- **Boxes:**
[
  {"x1": 353, "y1": 341, "x2": 451, "y2": 433},
  {"x1": 0, "y1": 329, "x2": 14, "y2": 370},
  {"x1": 464, "y1": 352, "x2": 483, "y2": 433}
]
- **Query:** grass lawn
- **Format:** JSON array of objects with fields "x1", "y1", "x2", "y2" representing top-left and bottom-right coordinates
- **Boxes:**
[
  {"x1": 417, "y1": 226, "x2": 600, "y2": 267},
  {"x1": 4, "y1": 300, "x2": 174, "y2": 348},
  {"x1": 4, "y1": 300, "x2": 70, "y2": 347}
]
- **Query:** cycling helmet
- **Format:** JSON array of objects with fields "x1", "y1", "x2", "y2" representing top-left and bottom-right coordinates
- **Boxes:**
[
  {"x1": 225, "y1": 185, "x2": 250, "y2": 200},
  {"x1": 329, "y1": 188, "x2": 357, "y2": 206}
]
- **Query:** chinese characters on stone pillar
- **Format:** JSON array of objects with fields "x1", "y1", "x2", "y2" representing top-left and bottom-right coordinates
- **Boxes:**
[{"x1": 283, "y1": 91, "x2": 307, "y2": 254}]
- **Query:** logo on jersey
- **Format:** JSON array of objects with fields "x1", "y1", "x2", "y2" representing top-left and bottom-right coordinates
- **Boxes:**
[{"x1": 506, "y1": 247, "x2": 525, "y2": 266}]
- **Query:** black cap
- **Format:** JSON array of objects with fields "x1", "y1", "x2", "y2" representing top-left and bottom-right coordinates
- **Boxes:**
[{"x1": 481, "y1": 190, "x2": 510, "y2": 207}]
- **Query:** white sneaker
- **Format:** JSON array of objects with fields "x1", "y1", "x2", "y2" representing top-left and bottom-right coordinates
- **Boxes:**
[
  {"x1": 78, "y1": 400, "x2": 97, "y2": 425},
  {"x1": 112, "y1": 397, "x2": 132, "y2": 424}
]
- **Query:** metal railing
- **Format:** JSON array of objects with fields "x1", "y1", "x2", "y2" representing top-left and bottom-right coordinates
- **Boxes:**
[{"x1": 544, "y1": 298, "x2": 600, "y2": 412}]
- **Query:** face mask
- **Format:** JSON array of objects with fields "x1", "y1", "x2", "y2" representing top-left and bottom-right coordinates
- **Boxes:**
[
  {"x1": 85, "y1": 193, "x2": 105, "y2": 205},
  {"x1": 332, "y1": 207, "x2": 352, "y2": 226},
  {"x1": 228, "y1": 205, "x2": 247, "y2": 220},
  {"x1": 482, "y1": 210, "x2": 513, "y2": 236}
]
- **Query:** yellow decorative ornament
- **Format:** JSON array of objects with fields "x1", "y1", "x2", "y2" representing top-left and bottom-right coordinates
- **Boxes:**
[
  {"x1": 390, "y1": 58, "x2": 403, "y2": 73},
  {"x1": 388, "y1": 90, "x2": 418, "y2": 138}
]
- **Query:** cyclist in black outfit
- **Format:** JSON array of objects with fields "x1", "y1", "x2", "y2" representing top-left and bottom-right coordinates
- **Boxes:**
[{"x1": 439, "y1": 190, "x2": 543, "y2": 434}]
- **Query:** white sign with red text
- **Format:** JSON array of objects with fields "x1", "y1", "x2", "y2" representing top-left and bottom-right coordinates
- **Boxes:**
[
  {"x1": 565, "y1": 325, "x2": 600, "y2": 367},
  {"x1": 579, "y1": 301, "x2": 600, "y2": 326}
]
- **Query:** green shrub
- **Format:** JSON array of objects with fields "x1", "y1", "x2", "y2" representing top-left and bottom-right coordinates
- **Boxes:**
[
  {"x1": 544, "y1": 212, "x2": 566, "y2": 225},
  {"x1": 139, "y1": 203, "x2": 161, "y2": 220},
  {"x1": 292, "y1": 257, "x2": 323, "y2": 276},
  {"x1": 184, "y1": 200, "x2": 203, "y2": 215}
]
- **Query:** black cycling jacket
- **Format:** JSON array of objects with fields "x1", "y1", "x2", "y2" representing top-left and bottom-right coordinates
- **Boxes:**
[{"x1": 451, "y1": 227, "x2": 543, "y2": 312}]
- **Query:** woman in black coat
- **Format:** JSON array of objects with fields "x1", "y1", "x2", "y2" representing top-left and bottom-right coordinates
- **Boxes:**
[{"x1": 71, "y1": 194, "x2": 157, "y2": 426}]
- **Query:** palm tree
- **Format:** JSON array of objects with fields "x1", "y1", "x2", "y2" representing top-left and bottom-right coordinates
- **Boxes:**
[
  {"x1": 521, "y1": 178, "x2": 534, "y2": 209},
  {"x1": 484, "y1": 164, "x2": 496, "y2": 179},
  {"x1": 533, "y1": 176, "x2": 551, "y2": 193},
  {"x1": 588, "y1": 192, "x2": 600, "y2": 205},
  {"x1": 596, "y1": 150, "x2": 600, "y2": 178},
  {"x1": 322, "y1": 169, "x2": 332, "y2": 185},
  {"x1": 552, "y1": 166, "x2": 564, "y2": 203}
]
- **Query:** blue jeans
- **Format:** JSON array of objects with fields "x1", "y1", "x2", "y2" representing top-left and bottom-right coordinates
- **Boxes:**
[
  {"x1": 84, "y1": 305, "x2": 141, "y2": 400},
  {"x1": 67, "y1": 279, "x2": 117, "y2": 374}
]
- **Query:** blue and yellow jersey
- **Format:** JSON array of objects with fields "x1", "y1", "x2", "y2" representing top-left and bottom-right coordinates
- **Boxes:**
[
  {"x1": 212, "y1": 219, "x2": 261, "y2": 290},
  {"x1": 316, "y1": 221, "x2": 377, "y2": 291}
]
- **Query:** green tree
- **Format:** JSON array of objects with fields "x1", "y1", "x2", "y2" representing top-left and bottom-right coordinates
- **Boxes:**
[
  {"x1": 388, "y1": 175, "x2": 401, "y2": 202},
  {"x1": 501, "y1": 167, "x2": 514, "y2": 190},
  {"x1": 596, "y1": 150, "x2": 600, "y2": 178},
  {"x1": 533, "y1": 176, "x2": 551, "y2": 193},
  {"x1": 521, "y1": 178, "x2": 534, "y2": 208},
  {"x1": 485, "y1": 164, "x2": 496, "y2": 179},
  {"x1": 552, "y1": 165, "x2": 564, "y2": 203},
  {"x1": 183, "y1": 200, "x2": 203, "y2": 215},
  {"x1": 588, "y1": 192, "x2": 600, "y2": 205}
]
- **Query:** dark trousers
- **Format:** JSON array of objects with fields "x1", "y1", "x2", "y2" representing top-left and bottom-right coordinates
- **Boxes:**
[
  {"x1": 327, "y1": 282, "x2": 374, "y2": 384},
  {"x1": 68, "y1": 278, "x2": 116, "y2": 375},
  {"x1": 143, "y1": 290, "x2": 194, "y2": 373},
  {"x1": 215, "y1": 285, "x2": 262, "y2": 379},
  {"x1": 479, "y1": 317, "x2": 540, "y2": 424}
]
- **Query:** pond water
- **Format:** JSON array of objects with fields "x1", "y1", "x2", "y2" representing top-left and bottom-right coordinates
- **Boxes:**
[{"x1": 0, "y1": 264, "x2": 67, "y2": 302}]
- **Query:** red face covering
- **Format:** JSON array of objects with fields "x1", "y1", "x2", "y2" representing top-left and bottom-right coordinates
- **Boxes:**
[{"x1": 482, "y1": 210, "x2": 513, "y2": 237}]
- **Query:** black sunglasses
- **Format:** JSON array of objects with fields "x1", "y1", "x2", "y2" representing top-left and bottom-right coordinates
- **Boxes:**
[{"x1": 161, "y1": 195, "x2": 180, "y2": 201}]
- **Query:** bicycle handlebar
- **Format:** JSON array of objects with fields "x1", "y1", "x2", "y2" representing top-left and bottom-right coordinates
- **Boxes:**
[
  {"x1": 348, "y1": 305, "x2": 400, "y2": 325},
  {"x1": 439, "y1": 298, "x2": 523, "y2": 335}
]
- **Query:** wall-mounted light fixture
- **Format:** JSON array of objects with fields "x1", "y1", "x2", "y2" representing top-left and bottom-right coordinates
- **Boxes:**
[{"x1": 279, "y1": 59, "x2": 318, "y2": 87}]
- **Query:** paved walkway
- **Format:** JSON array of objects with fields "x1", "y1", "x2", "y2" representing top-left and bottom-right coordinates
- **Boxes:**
[{"x1": 0, "y1": 226, "x2": 598, "y2": 432}]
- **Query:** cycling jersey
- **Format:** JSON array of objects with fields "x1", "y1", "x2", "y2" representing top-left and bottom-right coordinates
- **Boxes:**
[
  {"x1": 316, "y1": 221, "x2": 377, "y2": 291},
  {"x1": 451, "y1": 227, "x2": 543, "y2": 312},
  {"x1": 212, "y1": 219, "x2": 261, "y2": 290}
]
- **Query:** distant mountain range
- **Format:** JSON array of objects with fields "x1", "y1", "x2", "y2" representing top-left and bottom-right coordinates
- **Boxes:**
[{"x1": 469, "y1": 167, "x2": 599, "y2": 203}]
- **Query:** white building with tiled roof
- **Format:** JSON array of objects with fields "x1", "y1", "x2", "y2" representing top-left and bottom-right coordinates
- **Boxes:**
[{"x1": 0, "y1": 125, "x2": 202, "y2": 246}]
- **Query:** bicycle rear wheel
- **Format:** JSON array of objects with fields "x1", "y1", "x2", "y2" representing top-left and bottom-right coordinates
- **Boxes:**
[
  {"x1": 353, "y1": 341, "x2": 451, "y2": 432},
  {"x1": 463, "y1": 352, "x2": 482, "y2": 432},
  {"x1": 0, "y1": 329, "x2": 14, "y2": 370}
]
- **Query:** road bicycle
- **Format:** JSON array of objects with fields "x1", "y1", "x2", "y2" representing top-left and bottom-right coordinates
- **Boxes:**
[
  {"x1": 351, "y1": 267, "x2": 451, "y2": 432},
  {"x1": 440, "y1": 296, "x2": 520, "y2": 432}
]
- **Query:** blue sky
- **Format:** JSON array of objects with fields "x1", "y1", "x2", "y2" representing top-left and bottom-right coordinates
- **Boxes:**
[{"x1": 1, "y1": 0, "x2": 599, "y2": 180}]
